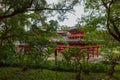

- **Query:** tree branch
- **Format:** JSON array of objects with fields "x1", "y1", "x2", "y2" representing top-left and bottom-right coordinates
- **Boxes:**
[
  {"x1": 101, "y1": 0, "x2": 109, "y2": 9},
  {"x1": 0, "y1": 0, "x2": 34, "y2": 20},
  {"x1": 2, "y1": 35, "x2": 17, "y2": 40},
  {"x1": 102, "y1": 0, "x2": 120, "y2": 42},
  {"x1": 114, "y1": 17, "x2": 120, "y2": 21},
  {"x1": 107, "y1": 26, "x2": 120, "y2": 41},
  {"x1": 110, "y1": 19, "x2": 120, "y2": 38},
  {"x1": 0, "y1": 9, "x2": 26, "y2": 20},
  {"x1": 0, "y1": 7, "x2": 71, "y2": 20},
  {"x1": 28, "y1": 7, "x2": 71, "y2": 11}
]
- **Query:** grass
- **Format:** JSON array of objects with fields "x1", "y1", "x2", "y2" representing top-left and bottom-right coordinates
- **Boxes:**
[
  {"x1": 0, "y1": 67, "x2": 120, "y2": 80},
  {"x1": 0, "y1": 67, "x2": 76, "y2": 80}
]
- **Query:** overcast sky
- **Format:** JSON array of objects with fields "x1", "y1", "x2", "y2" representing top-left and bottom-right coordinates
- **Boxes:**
[{"x1": 46, "y1": 0, "x2": 84, "y2": 26}]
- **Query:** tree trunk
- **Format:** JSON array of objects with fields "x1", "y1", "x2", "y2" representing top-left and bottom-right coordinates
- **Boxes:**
[
  {"x1": 76, "y1": 62, "x2": 83, "y2": 80},
  {"x1": 76, "y1": 71, "x2": 83, "y2": 80},
  {"x1": 108, "y1": 61, "x2": 116, "y2": 77}
]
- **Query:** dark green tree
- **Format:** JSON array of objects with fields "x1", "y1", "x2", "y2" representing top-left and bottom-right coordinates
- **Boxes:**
[
  {"x1": 0, "y1": 0, "x2": 82, "y2": 68},
  {"x1": 81, "y1": 0, "x2": 120, "y2": 42},
  {"x1": 0, "y1": 0, "x2": 81, "y2": 47}
]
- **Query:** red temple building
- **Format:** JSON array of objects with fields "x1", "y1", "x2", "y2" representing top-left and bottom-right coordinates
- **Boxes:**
[
  {"x1": 16, "y1": 27, "x2": 100, "y2": 61},
  {"x1": 56, "y1": 27, "x2": 100, "y2": 60}
]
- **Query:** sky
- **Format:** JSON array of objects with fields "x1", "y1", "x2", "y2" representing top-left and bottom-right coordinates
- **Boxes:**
[{"x1": 46, "y1": 0, "x2": 84, "y2": 26}]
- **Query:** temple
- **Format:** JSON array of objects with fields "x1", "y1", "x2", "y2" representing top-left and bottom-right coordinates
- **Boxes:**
[
  {"x1": 15, "y1": 27, "x2": 100, "y2": 61},
  {"x1": 56, "y1": 27, "x2": 99, "y2": 60}
]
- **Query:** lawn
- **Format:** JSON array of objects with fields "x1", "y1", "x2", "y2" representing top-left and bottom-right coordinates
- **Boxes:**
[
  {"x1": 0, "y1": 67, "x2": 76, "y2": 80},
  {"x1": 0, "y1": 67, "x2": 120, "y2": 80}
]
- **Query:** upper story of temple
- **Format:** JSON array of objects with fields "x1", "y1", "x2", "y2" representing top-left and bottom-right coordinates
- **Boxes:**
[{"x1": 56, "y1": 27, "x2": 86, "y2": 46}]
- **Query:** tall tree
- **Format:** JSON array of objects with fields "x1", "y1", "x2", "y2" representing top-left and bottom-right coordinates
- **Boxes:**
[
  {"x1": 77, "y1": 24, "x2": 120, "y2": 77},
  {"x1": 0, "y1": 0, "x2": 81, "y2": 47},
  {"x1": 0, "y1": 0, "x2": 81, "y2": 67},
  {"x1": 81, "y1": 0, "x2": 120, "y2": 42}
]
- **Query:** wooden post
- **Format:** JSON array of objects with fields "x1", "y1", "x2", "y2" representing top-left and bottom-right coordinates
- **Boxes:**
[
  {"x1": 92, "y1": 47, "x2": 94, "y2": 57},
  {"x1": 54, "y1": 49, "x2": 57, "y2": 80},
  {"x1": 55, "y1": 49, "x2": 57, "y2": 57},
  {"x1": 96, "y1": 47, "x2": 99, "y2": 57}
]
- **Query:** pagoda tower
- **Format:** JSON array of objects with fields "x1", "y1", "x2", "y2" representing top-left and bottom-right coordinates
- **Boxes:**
[{"x1": 56, "y1": 27, "x2": 99, "y2": 60}]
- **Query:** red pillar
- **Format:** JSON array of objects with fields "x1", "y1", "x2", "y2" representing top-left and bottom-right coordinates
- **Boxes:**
[
  {"x1": 96, "y1": 47, "x2": 99, "y2": 57},
  {"x1": 92, "y1": 47, "x2": 94, "y2": 57}
]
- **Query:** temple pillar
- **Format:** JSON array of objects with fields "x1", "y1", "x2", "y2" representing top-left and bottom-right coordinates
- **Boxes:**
[
  {"x1": 92, "y1": 47, "x2": 94, "y2": 57},
  {"x1": 96, "y1": 47, "x2": 99, "y2": 57}
]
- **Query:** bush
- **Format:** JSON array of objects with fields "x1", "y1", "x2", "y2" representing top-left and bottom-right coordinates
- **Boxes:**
[
  {"x1": 89, "y1": 63, "x2": 108, "y2": 73},
  {"x1": 100, "y1": 61, "x2": 110, "y2": 65},
  {"x1": 56, "y1": 60, "x2": 72, "y2": 70}
]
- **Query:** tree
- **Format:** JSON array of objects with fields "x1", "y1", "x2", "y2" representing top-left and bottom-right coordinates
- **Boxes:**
[
  {"x1": 0, "y1": 0, "x2": 82, "y2": 68},
  {"x1": 80, "y1": 1, "x2": 120, "y2": 77},
  {"x1": 104, "y1": 50, "x2": 120, "y2": 78},
  {"x1": 0, "y1": 42, "x2": 15, "y2": 66},
  {"x1": 98, "y1": 30, "x2": 120, "y2": 78},
  {"x1": 77, "y1": 24, "x2": 120, "y2": 78},
  {"x1": 82, "y1": 0, "x2": 120, "y2": 43},
  {"x1": 62, "y1": 48, "x2": 88, "y2": 80},
  {"x1": 47, "y1": 20, "x2": 59, "y2": 31},
  {"x1": 0, "y1": 0, "x2": 79, "y2": 20},
  {"x1": 0, "y1": 0, "x2": 81, "y2": 48},
  {"x1": 0, "y1": 13, "x2": 30, "y2": 47}
]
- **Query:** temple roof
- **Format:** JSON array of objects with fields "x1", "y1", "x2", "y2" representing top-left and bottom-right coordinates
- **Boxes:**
[
  {"x1": 57, "y1": 31, "x2": 67, "y2": 36},
  {"x1": 67, "y1": 33, "x2": 85, "y2": 38}
]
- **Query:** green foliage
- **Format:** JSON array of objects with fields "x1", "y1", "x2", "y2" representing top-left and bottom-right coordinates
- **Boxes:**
[
  {"x1": 0, "y1": 0, "x2": 80, "y2": 70},
  {"x1": 0, "y1": 43, "x2": 15, "y2": 65},
  {"x1": 104, "y1": 51, "x2": 120, "y2": 63},
  {"x1": 62, "y1": 48, "x2": 83, "y2": 61},
  {"x1": 0, "y1": 67, "x2": 120, "y2": 80},
  {"x1": 0, "y1": 43, "x2": 54, "y2": 68},
  {"x1": 89, "y1": 63, "x2": 108, "y2": 73},
  {"x1": 47, "y1": 20, "x2": 59, "y2": 31},
  {"x1": 83, "y1": 0, "x2": 120, "y2": 43},
  {"x1": 56, "y1": 60, "x2": 79, "y2": 71},
  {"x1": 0, "y1": 67, "x2": 76, "y2": 80}
]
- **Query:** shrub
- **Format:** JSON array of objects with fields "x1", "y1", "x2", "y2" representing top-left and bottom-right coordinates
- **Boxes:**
[{"x1": 89, "y1": 63, "x2": 108, "y2": 73}]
